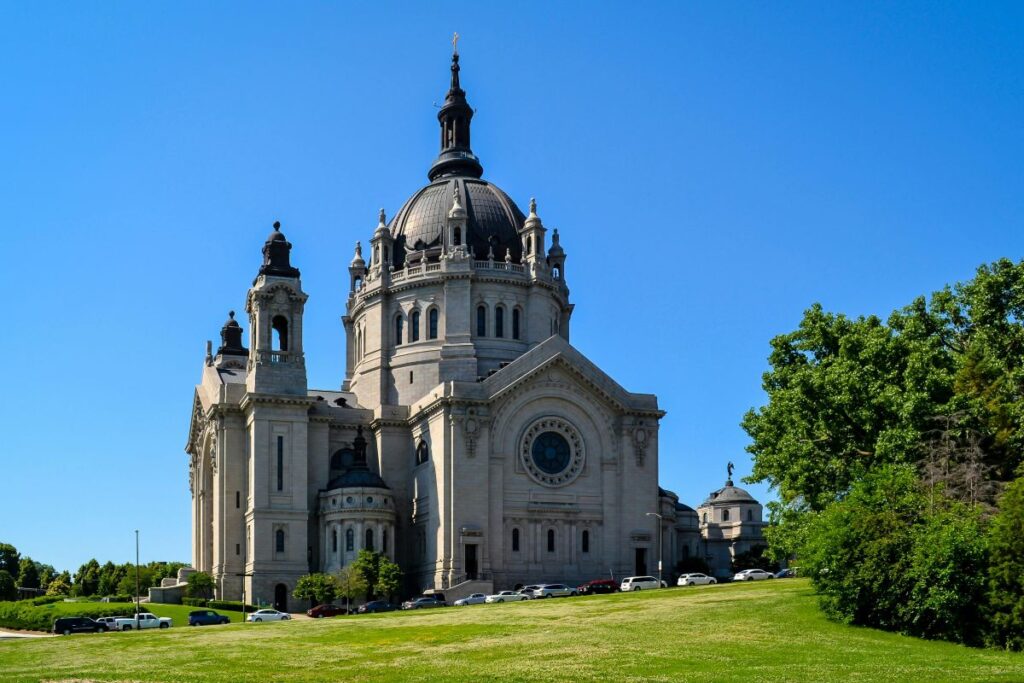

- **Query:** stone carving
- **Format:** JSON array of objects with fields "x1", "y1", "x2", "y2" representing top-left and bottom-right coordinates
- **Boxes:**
[{"x1": 519, "y1": 416, "x2": 585, "y2": 487}]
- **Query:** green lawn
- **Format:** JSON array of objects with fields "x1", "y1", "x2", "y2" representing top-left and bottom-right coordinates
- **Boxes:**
[
  {"x1": 1, "y1": 580, "x2": 1022, "y2": 682},
  {"x1": 0, "y1": 600, "x2": 243, "y2": 632}
]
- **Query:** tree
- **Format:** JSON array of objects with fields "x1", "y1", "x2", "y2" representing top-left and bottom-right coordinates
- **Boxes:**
[
  {"x1": 375, "y1": 558, "x2": 402, "y2": 600},
  {"x1": 96, "y1": 561, "x2": 118, "y2": 596},
  {"x1": 72, "y1": 559, "x2": 101, "y2": 597},
  {"x1": 0, "y1": 570, "x2": 16, "y2": 601},
  {"x1": 730, "y1": 545, "x2": 778, "y2": 574},
  {"x1": 0, "y1": 543, "x2": 19, "y2": 576},
  {"x1": 46, "y1": 571, "x2": 71, "y2": 596},
  {"x1": 987, "y1": 477, "x2": 1024, "y2": 650},
  {"x1": 37, "y1": 564, "x2": 55, "y2": 592},
  {"x1": 17, "y1": 558, "x2": 39, "y2": 589},
  {"x1": 293, "y1": 573, "x2": 339, "y2": 607},
  {"x1": 349, "y1": 550, "x2": 381, "y2": 599},
  {"x1": 186, "y1": 571, "x2": 215, "y2": 600},
  {"x1": 335, "y1": 566, "x2": 367, "y2": 612}
]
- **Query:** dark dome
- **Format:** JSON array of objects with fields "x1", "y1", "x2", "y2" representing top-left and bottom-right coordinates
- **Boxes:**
[
  {"x1": 326, "y1": 468, "x2": 389, "y2": 490},
  {"x1": 389, "y1": 177, "x2": 525, "y2": 266}
]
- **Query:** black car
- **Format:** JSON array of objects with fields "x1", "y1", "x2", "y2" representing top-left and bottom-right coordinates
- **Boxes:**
[
  {"x1": 53, "y1": 617, "x2": 107, "y2": 635},
  {"x1": 188, "y1": 609, "x2": 231, "y2": 626},
  {"x1": 358, "y1": 600, "x2": 398, "y2": 614}
]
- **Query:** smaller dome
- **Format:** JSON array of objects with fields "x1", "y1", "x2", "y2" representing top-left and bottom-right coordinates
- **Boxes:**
[
  {"x1": 223, "y1": 310, "x2": 241, "y2": 328},
  {"x1": 267, "y1": 221, "x2": 287, "y2": 242},
  {"x1": 702, "y1": 482, "x2": 759, "y2": 506},
  {"x1": 326, "y1": 469, "x2": 389, "y2": 490}
]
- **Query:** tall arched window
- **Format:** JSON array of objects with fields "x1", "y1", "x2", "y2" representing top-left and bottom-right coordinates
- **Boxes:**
[
  {"x1": 702, "y1": 513, "x2": 708, "y2": 524},
  {"x1": 723, "y1": 509, "x2": 730, "y2": 522},
  {"x1": 453, "y1": 226, "x2": 462, "y2": 246},
  {"x1": 512, "y1": 309, "x2": 521, "y2": 340},
  {"x1": 383, "y1": 529, "x2": 388, "y2": 554},
  {"x1": 346, "y1": 528, "x2": 354, "y2": 552},
  {"x1": 747, "y1": 509, "x2": 753, "y2": 521},
  {"x1": 275, "y1": 529, "x2": 285, "y2": 553},
  {"x1": 332, "y1": 529, "x2": 338, "y2": 553},
  {"x1": 365, "y1": 528, "x2": 374, "y2": 551},
  {"x1": 547, "y1": 529, "x2": 555, "y2": 553},
  {"x1": 495, "y1": 306, "x2": 505, "y2": 338},
  {"x1": 411, "y1": 310, "x2": 421, "y2": 342},
  {"x1": 395, "y1": 315, "x2": 404, "y2": 346},
  {"x1": 428, "y1": 308, "x2": 439, "y2": 339},
  {"x1": 512, "y1": 528, "x2": 520, "y2": 552},
  {"x1": 526, "y1": 236, "x2": 532, "y2": 254},
  {"x1": 581, "y1": 529, "x2": 590, "y2": 554},
  {"x1": 416, "y1": 440, "x2": 429, "y2": 466},
  {"x1": 272, "y1": 316, "x2": 289, "y2": 351},
  {"x1": 476, "y1": 305, "x2": 487, "y2": 336}
]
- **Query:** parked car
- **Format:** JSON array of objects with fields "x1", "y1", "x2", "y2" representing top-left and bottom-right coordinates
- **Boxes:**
[
  {"x1": 188, "y1": 610, "x2": 231, "y2": 626},
  {"x1": 358, "y1": 600, "x2": 398, "y2": 614},
  {"x1": 402, "y1": 597, "x2": 445, "y2": 610},
  {"x1": 246, "y1": 609, "x2": 291, "y2": 622},
  {"x1": 532, "y1": 584, "x2": 577, "y2": 598},
  {"x1": 577, "y1": 579, "x2": 618, "y2": 595},
  {"x1": 677, "y1": 573, "x2": 717, "y2": 586},
  {"x1": 53, "y1": 617, "x2": 108, "y2": 635},
  {"x1": 485, "y1": 590, "x2": 530, "y2": 603},
  {"x1": 518, "y1": 585, "x2": 541, "y2": 600},
  {"x1": 733, "y1": 569, "x2": 775, "y2": 582},
  {"x1": 94, "y1": 617, "x2": 119, "y2": 631},
  {"x1": 620, "y1": 576, "x2": 660, "y2": 592},
  {"x1": 454, "y1": 593, "x2": 488, "y2": 606},
  {"x1": 114, "y1": 613, "x2": 172, "y2": 631},
  {"x1": 307, "y1": 604, "x2": 348, "y2": 618},
  {"x1": 775, "y1": 568, "x2": 798, "y2": 579}
]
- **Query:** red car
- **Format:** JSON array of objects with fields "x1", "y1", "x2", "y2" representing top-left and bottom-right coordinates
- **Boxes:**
[
  {"x1": 577, "y1": 579, "x2": 619, "y2": 595},
  {"x1": 306, "y1": 604, "x2": 348, "y2": 618}
]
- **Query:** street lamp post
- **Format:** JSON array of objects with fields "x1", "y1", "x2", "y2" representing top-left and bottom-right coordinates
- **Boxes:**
[
  {"x1": 134, "y1": 530, "x2": 140, "y2": 630},
  {"x1": 236, "y1": 573, "x2": 254, "y2": 623},
  {"x1": 646, "y1": 512, "x2": 664, "y2": 587}
]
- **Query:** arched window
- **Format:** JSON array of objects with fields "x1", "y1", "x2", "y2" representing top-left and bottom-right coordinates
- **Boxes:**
[
  {"x1": 416, "y1": 440, "x2": 429, "y2": 466},
  {"x1": 453, "y1": 226, "x2": 461, "y2": 246},
  {"x1": 512, "y1": 528, "x2": 520, "y2": 552},
  {"x1": 747, "y1": 509, "x2": 753, "y2": 521},
  {"x1": 346, "y1": 528, "x2": 354, "y2": 552},
  {"x1": 332, "y1": 529, "x2": 338, "y2": 553},
  {"x1": 495, "y1": 306, "x2": 505, "y2": 338},
  {"x1": 383, "y1": 529, "x2": 388, "y2": 554},
  {"x1": 702, "y1": 513, "x2": 707, "y2": 524},
  {"x1": 428, "y1": 308, "x2": 439, "y2": 339},
  {"x1": 476, "y1": 305, "x2": 487, "y2": 336},
  {"x1": 723, "y1": 509, "x2": 730, "y2": 522},
  {"x1": 581, "y1": 529, "x2": 590, "y2": 553},
  {"x1": 365, "y1": 528, "x2": 374, "y2": 551},
  {"x1": 411, "y1": 310, "x2": 421, "y2": 342},
  {"x1": 526, "y1": 236, "x2": 532, "y2": 254},
  {"x1": 395, "y1": 315, "x2": 404, "y2": 346},
  {"x1": 383, "y1": 246, "x2": 389, "y2": 263},
  {"x1": 275, "y1": 529, "x2": 285, "y2": 553},
  {"x1": 512, "y1": 308, "x2": 521, "y2": 340},
  {"x1": 272, "y1": 316, "x2": 289, "y2": 351},
  {"x1": 553, "y1": 265, "x2": 561, "y2": 280},
  {"x1": 547, "y1": 529, "x2": 555, "y2": 553}
]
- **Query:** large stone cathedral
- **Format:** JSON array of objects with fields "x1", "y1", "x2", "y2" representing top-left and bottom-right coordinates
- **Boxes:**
[{"x1": 185, "y1": 49, "x2": 764, "y2": 610}]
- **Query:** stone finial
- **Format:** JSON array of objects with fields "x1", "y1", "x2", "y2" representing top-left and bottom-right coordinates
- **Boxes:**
[
  {"x1": 273, "y1": 221, "x2": 281, "y2": 231},
  {"x1": 505, "y1": 247, "x2": 511, "y2": 263},
  {"x1": 205, "y1": 340, "x2": 213, "y2": 365},
  {"x1": 354, "y1": 241, "x2": 362, "y2": 257},
  {"x1": 529, "y1": 197, "x2": 537, "y2": 215},
  {"x1": 378, "y1": 208, "x2": 386, "y2": 227},
  {"x1": 487, "y1": 243, "x2": 495, "y2": 260}
]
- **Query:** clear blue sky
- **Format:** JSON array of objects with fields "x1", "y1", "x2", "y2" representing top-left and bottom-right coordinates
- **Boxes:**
[{"x1": 2, "y1": 2, "x2": 1022, "y2": 573}]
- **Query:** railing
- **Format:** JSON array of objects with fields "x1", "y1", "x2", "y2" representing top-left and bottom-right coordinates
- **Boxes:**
[{"x1": 472, "y1": 261, "x2": 526, "y2": 274}]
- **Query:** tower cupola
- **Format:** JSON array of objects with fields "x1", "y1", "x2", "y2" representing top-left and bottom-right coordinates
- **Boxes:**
[
  {"x1": 216, "y1": 310, "x2": 248, "y2": 357},
  {"x1": 520, "y1": 197, "x2": 547, "y2": 265},
  {"x1": 427, "y1": 37, "x2": 484, "y2": 182},
  {"x1": 258, "y1": 221, "x2": 300, "y2": 279}
]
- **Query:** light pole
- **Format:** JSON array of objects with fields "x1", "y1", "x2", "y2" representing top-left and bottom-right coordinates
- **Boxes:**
[
  {"x1": 646, "y1": 512, "x2": 664, "y2": 587},
  {"x1": 236, "y1": 573, "x2": 254, "y2": 623},
  {"x1": 134, "y1": 530, "x2": 140, "y2": 630}
]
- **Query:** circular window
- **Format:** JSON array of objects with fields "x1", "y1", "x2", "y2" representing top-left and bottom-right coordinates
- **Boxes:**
[
  {"x1": 520, "y1": 417, "x2": 585, "y2": 487},
  {"x1": 346, "y1": 496, "x2": 353, "y2": 504},
  {"x1": 367, "y1": 497, "x2": 374, "y2": 504}
]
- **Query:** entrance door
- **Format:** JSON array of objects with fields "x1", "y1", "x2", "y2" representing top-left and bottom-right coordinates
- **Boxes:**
[
  {"x1": 466, "y1": 544, "x2": 478, "y2": 581},
  {"x1": 274, "y1": 583, "x2": 288, "y2": 613},
  {"x1": 635, "y1": 548, "x2": 647, "y2": 576}
]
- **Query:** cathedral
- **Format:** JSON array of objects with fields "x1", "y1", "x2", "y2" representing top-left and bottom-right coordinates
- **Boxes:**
[{"x1": 185, "y1": 48, "x2": 764, "y2": 610}]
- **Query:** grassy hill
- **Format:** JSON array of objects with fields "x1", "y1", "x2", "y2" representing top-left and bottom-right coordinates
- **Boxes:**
[{"x1": 1, "y1": 580, "x2": 1022, "y2": 682}]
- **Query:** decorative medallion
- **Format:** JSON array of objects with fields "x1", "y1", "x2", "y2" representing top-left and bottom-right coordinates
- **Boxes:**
[{"x1": 520, "y1": 417, "x2": 585, "y2": 487}]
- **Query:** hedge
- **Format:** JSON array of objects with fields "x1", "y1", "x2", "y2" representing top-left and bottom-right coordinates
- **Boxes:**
[
  {"x1": 208, "y1": 600, "x2": 256, "y2": 612},
  {"x1": 182, "y1": 598, "x2": 208, "y2": 607},
  {"x1": 0, "y1": 600, "x2": 140, "y2": 632}
]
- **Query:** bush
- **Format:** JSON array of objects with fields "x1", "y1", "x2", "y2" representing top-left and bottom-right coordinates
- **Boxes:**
[
  {"x1": 987, "y1": 477, "x2": 1024, "y2": 650},
  {"x1": 29, "y1": 596, "x2": 62, "y2": 606},
  {"x1": 182, "y1": 597, "x2": 208, "y2": 607},
  {"x1": 102, "y1": 594, "x2": 132, "y2": 603},
  {"x1": 208, "y1": 600, "x2": 256, "y2": 612},
  {"x1": 0, "y1": 570, "x2": 16, "y2": 601},
  {"x1": 0, "y1": 599, "x2": 139, "y2": 631}
]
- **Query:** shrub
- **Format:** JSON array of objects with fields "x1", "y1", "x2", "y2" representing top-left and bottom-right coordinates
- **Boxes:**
[
  {"x1": 186, "y1": 571, "x2": 214, "y2": 600},
  {"x1": 0, "y1": 570, "x2": 16, "y2": 601},
  {"x1": 0, "y1": 599, "x2": 139, "y2": 631},
  {"x1": 182, "y1": 597, "x2": 208, "y2": 607},
  {"x1": 987, "y1": 477, "x2": 1024, "y2": 651},
  {"x1": 208, "y1": 600, "x2": 256, "y2": 612},
  {"x1": 29, "y1": 596, "x2": 62, "y2": 606},
  {"x1": 293, "y1": 573, "x2": 338, "y2": 606},
  {"x1": 102, "y1": 594, "x2": 132, "y2": 603}
]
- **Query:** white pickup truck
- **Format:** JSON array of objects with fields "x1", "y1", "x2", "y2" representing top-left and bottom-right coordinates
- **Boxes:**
[{"x1": 114, "y1": 613, "x2": 172, "y2": 631}]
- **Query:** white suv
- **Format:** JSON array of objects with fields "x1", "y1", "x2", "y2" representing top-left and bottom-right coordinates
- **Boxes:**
[{"x1": 620, "y1": 576, "x2": 660, "y2": 591}]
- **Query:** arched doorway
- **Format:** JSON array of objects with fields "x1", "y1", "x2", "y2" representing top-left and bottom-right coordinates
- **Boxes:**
[{"x1": 274, "y1": 583, "x2": 288, "y2": 613}]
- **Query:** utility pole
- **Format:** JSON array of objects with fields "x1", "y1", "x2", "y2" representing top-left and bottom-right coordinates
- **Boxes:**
[
  {"x1": 646, "y1": 512, "x2": 664, "y2": 587},
  {"x1": 134, "y1": 530, "x2": 140, "y2": 630}
]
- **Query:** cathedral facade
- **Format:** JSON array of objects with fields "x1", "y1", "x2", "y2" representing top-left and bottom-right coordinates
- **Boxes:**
[{"x1": 185, "y1": 50, "x2": 761, "y2": 610}]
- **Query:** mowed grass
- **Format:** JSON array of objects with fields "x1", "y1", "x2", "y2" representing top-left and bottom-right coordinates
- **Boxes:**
[{"x1": 1, "y1": 580, "x2": 1022, "y2": 682}]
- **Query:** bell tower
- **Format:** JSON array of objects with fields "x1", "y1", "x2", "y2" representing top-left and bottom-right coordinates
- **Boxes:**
[{"x1": 246, "y1": 221, "x2": 308, "y2": 396}]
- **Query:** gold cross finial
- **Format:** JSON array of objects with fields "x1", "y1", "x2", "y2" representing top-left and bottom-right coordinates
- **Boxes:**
[{"x1": 452, "y1": 32, "x2": 460, "y2": 55}]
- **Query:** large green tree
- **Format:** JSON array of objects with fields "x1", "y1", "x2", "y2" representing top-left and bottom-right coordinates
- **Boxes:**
[
  {"x1": 350, "y1": 550, "x2": 402, "y2": 600},
  {"x1": 293, "y1": 573, "x2": 339, "y2": 606},
  {"x1": 186, "y1": 571, "x2": 215, "y2": 600},
  {"x1": 986, "y1": 477, "x2": 1024, "y2": 650},
  {"x1": 334, "y1": 566, "x2": 367, "y2": 612},
  {"x1": 17, "y1": 558, "x2": 39, "y2": 589},
  {"x1": 0, "y1": 570, "x2": 16, "y2": 601},
  {"x1": 46, "y1": 571, "x2": 71, "y2": 596},
  {"x1": 0, "y1": 543, "x2": 20, "y2": 576}
]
